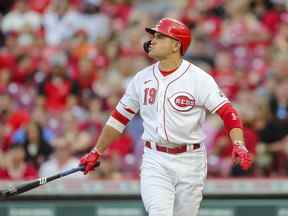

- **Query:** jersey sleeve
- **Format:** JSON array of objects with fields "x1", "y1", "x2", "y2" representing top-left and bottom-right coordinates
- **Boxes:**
[
  {"x1": 117, "y1": 76, "x2": 140, "y2": 114},
  {"x1": 106, "y1": 76, "x2": 140, "y2": 132},
  {"x1": 200, "y1": 76, "x2": 230, "y2": 113}
]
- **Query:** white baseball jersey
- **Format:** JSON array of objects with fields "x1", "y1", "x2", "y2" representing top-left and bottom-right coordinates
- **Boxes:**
[{"x1": 107, "y1": 59, "x2": 229, "y2": 146}]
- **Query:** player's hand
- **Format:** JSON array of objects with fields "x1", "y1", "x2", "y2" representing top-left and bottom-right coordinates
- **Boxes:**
[
  {"x1": 79, "y1": 150, "x2": 101, "y2": 174},
  {"x1": 232, "y1": 144, "x2": 252, "y2": 170}
]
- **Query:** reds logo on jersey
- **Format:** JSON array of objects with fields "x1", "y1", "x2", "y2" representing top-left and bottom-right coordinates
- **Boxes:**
[{"x1": 168, "y1": 92, "x2": 195, "y2": 112}]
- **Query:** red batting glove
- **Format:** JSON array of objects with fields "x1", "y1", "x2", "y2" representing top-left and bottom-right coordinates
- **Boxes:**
[
  {"x1": 232, "y1": 144, "x2": 252, "y2": 170},
  {"x1": 80, "y1": 150, "x2": 101, "y2": 174}
]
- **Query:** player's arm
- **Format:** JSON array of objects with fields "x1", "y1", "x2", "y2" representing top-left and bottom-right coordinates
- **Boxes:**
[
  {"x1": 79, "y1": 78, "x2": 140, "y2": 174},
  {"x1": 216, "y1": 103, "x2": 244, "y2": 144},
  {"x1": 216, "y1": 103, "x2": 252, "y2": 170},
  {"x1": 91, "y1": 125, "x2": 122, "y2": 154},
  {"x1": 79, "y1": 108, "x2": 137, "y2": 174},
  {"x1": 78, "y1": 125, "x2": 123, "y2": 174},
  {"x1": 200, "y1": 74, "x2": 252, "y2": 170},
  {"x1": 94, "y1": 106, "x2": 137, "y2": 153}
]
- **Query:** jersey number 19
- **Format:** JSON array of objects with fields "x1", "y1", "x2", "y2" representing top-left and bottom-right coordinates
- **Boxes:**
[{"x1": 144, "y1": 88, "x2": 156, "y2": 105}]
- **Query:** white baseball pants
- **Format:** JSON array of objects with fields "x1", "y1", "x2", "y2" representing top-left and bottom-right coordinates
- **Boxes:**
[{"x1": 140, "y1": 145, "x2": 207, "y2": 216}]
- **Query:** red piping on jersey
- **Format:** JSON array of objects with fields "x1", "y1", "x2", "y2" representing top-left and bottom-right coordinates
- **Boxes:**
[
  {"x1": 125, "y1": 108, "x2": 135, "y2": 114},
  {"x1": 211, "y1": 100, "x2": 228, "y2": 113},
  {"x1": 153, "y1": 66, "x2": 160, "y2": 89},
  {"x1": 119, "y1": 101, "x2": 136, "y2": 114},
  {"x1": 111, "y1": 109, "x2": 129, "y2": 125},
  {"x1": 153, "y1": 66, "x2": 160, "y2": 135},
  {"x1": 163, "y1": 63, "x2": 191, "y2": 143},
  {"x1": 153, "y1": 65, "x2": 160, "y2": 116}
]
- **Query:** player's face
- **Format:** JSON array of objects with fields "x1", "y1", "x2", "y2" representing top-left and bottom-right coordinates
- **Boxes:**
[{"x1": 148, "y1": 32, "x2": 179, "y2": 60}]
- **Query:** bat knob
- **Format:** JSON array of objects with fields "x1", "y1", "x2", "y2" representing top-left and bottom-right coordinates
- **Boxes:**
[
  {"x1": 0, "y1": 187, "x2": 17, "y2": 198},
  {"x1": 0, "y1": 190, "x2": 9, "y2": 198}
]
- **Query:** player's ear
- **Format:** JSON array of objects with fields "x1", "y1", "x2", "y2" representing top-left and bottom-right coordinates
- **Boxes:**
[{"x1": 172, "y1": 40, "x2": 181, "y2": 53}]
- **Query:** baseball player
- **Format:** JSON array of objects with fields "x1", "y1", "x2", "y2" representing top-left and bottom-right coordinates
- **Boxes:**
[{"x1": 80, "y1": 18, "x2": 252, "y2": 216}]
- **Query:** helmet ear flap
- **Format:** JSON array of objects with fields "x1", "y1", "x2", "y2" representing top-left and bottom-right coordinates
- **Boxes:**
[{"x1": 143, "y1": 40, "x2": 151, "y2": 53}]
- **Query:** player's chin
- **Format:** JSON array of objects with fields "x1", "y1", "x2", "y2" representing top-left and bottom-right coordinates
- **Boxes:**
[{"x1": 148, "y1": 50, "x2": 161, "y2": 59}]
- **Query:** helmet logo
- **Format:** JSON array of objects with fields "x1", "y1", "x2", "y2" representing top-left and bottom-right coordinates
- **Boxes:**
[{"x1": 168, "y1": 92, "x2": 195, "y2": 112}]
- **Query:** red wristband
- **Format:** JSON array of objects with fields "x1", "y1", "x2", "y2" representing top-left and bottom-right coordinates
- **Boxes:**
[{"x1": 216, "y1": 103, "x2": 243, "y2": 132}]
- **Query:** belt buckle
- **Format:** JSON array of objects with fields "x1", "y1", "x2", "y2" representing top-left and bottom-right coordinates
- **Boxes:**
[
  {"x1": 187, "y1": 144, "x2": 195, "y2": 152},
  {"x1": 167, "y1": 147, "x2": 173, "y2": 154},
  {"x1": 165, "y1": 148, "x2": 169, "y2": 153},
  {"x1": 150, "y1": 142, "x2": 157, "y2": 150},
  {"x1": 188, "y1": 143, "x2": 200, "y2": 151}
]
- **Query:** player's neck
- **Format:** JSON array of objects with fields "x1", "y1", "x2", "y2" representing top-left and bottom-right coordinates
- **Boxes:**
[{"x1": 159, "y1": 56, "x2": 182, "y2": 72}]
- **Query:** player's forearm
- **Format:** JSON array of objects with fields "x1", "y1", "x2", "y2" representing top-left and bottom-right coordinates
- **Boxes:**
[
  {"x1": 216, "y1": 103, "x2": 245, "y2": 145},
  {"x1": 93, "y1": 125, "x2": 122, "y2": 154},
  {"x1": 229, "y1": 128, "x2": 245, "y2": 145}
]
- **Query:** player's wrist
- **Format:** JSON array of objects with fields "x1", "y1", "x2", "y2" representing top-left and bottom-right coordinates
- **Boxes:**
[
  {"x1": 91, "y1": 147, "x2": 102, "y2": 156},
  {"x1": 233, "y1": 140, "x2": 245, "y2": 146},
  {"x1": 233, "y1": 140, "x2": 248, "y2": 151}
]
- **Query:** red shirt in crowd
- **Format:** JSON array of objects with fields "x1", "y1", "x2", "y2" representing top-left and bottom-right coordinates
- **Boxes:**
[
  {"x1": 107, "y1": 133, "x2": 133, "y2": 157},
  {"x1": 27, "y1": 0, "x2": 51, "y2": 14},
  {"x1": 211, "y1": 69, "x2": 240, "y2": 100},
  {"x1": 0, "y1": 164, "x2": 38, "y2": 180},
  {"x1": 43, "y1": 79, "x2": 73, "y2": 111}
]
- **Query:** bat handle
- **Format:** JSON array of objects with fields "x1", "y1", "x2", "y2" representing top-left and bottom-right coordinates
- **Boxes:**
[{"x1": 61, "y1": 161, "x2": 101, "y2": 176}]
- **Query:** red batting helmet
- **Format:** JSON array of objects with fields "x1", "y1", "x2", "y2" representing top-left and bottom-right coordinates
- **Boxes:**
[{"x1": 145, "y1": 18, "x2": 191, "y2": 55}]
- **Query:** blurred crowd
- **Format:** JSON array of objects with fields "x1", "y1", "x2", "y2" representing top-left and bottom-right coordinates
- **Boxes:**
[{"x1": 0, "y1": 0, "x2": 287, "y2": 181}]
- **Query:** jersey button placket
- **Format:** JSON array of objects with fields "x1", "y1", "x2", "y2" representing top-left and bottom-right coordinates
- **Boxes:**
[
  {"x1": 158, "y1": 80, "x2": 167, "y2": 143},
  {"x1": 156, "y1": 82, "x2": 163, "y2": 137},
  {"x1": 155, "y1": 85, "x2": 161, "y2": 135}
]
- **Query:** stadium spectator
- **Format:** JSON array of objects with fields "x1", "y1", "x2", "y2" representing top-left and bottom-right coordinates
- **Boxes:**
[
  {"x1": 12, "y1": 121, "x2": 53, "y2": 168},
  {"x1": 42, "y1": 0, "x2": 79, "y2": 46},
  {"x1": 39, "y1": 136, "x2": 85, "y2": 178},
  {"x1": 1, "y1": 0, "x2": 42, "y2": 33},
  {"x1": 0, "y1": 144, "x2": 38, "y2": 180},
  {"x1": 38, "y1": 61, "x2": 79, "y2": 113},
  {"x1": 210, "y1": 51, "x2": 240, "y2": 100},
  {"x1": 257, "y1": 77, "x2": 288, "y2": 175},
  {"x1": 87, "y1": 154, "x2": 124, "y2": 180}
]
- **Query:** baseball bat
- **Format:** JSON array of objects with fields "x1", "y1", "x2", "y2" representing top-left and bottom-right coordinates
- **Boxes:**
[{"x1": 0, "y1": 161, "x2": 100, "y2": 198}]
